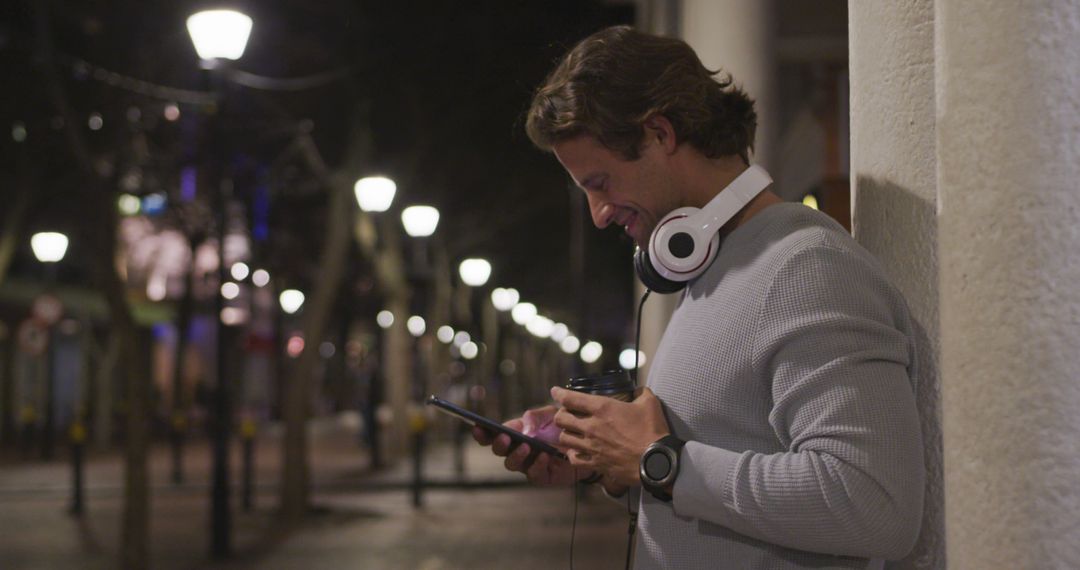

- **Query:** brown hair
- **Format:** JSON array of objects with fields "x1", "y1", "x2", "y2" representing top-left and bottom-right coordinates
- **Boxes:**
[{"x1": 526, "y1": 26, "x2": 757, "y2": 163}]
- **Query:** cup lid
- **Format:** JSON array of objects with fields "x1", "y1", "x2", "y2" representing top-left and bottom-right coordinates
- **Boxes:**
[{"x1": 566, "y1": 369, "x2": 633, "y2": 393}]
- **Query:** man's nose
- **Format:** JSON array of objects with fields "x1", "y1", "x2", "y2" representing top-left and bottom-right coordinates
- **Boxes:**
[{"x1": 589, "y1": 199, "x2": 615, "y2": 229}]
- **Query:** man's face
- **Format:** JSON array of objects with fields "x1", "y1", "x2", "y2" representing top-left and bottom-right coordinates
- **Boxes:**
[{"x1": 552, "y1": 134, "x2": 678, "y2": 248}]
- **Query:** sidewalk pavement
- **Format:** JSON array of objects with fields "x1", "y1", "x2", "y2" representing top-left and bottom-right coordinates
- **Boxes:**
[{"x1": 0, "y1": 420, "x2": 632, "y2": 569}]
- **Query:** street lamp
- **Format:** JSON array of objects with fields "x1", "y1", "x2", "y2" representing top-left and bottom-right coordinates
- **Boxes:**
[
  {"x1": 354, "y1": 176, "x2": 396, "y2": 212},
  {"x1": 401, "y1": 206, "x2": 440, "y2": 237},
  {"x1": 550, "y1": 323, "x2": 569, "y2": 343},
  {"x1": 458, "y1": 258, "x2": 491, "y2": 287},
  {"x1": 510, "y1": 302, "x2": 536, "y2": 326},
  {"x1": 406, "y1": 316, "x2": 426, "y2": 337},
  {"x1": 619, "y1": 348, "x2": 647, "y2": 370},
  {"x1": 279, "y1": 289, "x2": 305, "y2": 314},
  {"x1": 580, "y1": 341, "x2": 603, "y2": 364},
  {"x1": 376, "y1": 310, "x2": 395, "y2": 329},
  {"x1": 251, "y1": 269, "x2": 270, "y2": 287},
  {"x1": 230, "y1": 262, "x2": 250, "y2": 281},
  {"x1": 526, "y1": 316, "x2": 554, "y2": 339},
  {"x1": 29, "y1": 232, "x2": 67, "y2": 462},
  {"x1": 30, "y1": 232, "x2": 69, "y2": 263},
  {"x1": 188, "y1": 11, "x2": 252, "y2": 558},
  {"x1": 490, "y1": 288, "x2": 519, "y2": 312},
  {"x1": 400, "y1": 207, "x2": 439, "y2": 508},
  {"x1": 560, "y1": 335, "x2": 581, "y2": 354},
  {"x1": 186, "y1": 10, "x2": 253, "y2": 61}
]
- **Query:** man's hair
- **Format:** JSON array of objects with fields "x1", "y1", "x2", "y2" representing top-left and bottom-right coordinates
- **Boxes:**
[{"x1": 526, "y1": 26, "x2": 757, "y2": 163}]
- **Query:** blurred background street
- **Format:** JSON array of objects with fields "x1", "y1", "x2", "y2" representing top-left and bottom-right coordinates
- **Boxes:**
[{"x1": 0, "y1": 423, "x2": 630, "y2": 570}]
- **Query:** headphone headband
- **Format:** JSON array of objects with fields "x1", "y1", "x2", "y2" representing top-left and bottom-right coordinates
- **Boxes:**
[{"x1": 697, "y1": 165, "x2": 773, "y2": 235}]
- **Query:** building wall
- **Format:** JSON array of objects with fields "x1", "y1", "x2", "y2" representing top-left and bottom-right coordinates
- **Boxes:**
[
  {"x1": 848, "y1": 2, "x2": 944, "y2": 568},
  {"x1": 936, "y1": 1, "x2": 1080, "y2": 567}
]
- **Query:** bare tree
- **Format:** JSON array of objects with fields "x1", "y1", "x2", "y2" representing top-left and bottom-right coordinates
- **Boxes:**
[
  {"x1": 278, "y1": 131, "x2": 363, "y2": 523},
  {"x1": 35, "y1": 3, "x2": 150, "y2": 567},
  {"x1": 0, "y1": 186, "x2": 30, "y2": 287}
]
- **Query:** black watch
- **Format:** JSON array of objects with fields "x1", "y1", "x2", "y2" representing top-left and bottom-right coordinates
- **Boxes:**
[{"x1": 639, "y1": 434, "x2": 686, "y2": 502}]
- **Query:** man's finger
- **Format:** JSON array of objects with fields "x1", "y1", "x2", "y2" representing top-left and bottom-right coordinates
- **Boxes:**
[
  {"x1": 504, "y1": 441, "x2": 532, "y2": 472},
  {"x1": 567, "y1": 448, "x2": 596, "y2": 469},
  {"x1": 553, "y1": 408, "x2": 588, "y2": 434},
  {"x1": 491, "y1": 433, "x2": 515, "y2": 456},
  {"x1": 558, "y1": 429, "x2": 592, "y2": 453},
  {"x1": 550, "y1": 386, "x2": 606, "y2": 415},
  {"x1": 525, "y1": 452, "x2": 550, "y2": 485},
  {"x1": 472, "y1": 426, "x2": 493, "y2": 446}
]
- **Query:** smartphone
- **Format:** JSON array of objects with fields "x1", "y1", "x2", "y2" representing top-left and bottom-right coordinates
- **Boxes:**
[{"x1": 426, "y1": 395, "x2": 568, "y2": 460}]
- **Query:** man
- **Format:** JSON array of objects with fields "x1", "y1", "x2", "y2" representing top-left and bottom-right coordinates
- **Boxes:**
[{"x1": 474, "y1": 26, "x2": 924, "y2": 569}]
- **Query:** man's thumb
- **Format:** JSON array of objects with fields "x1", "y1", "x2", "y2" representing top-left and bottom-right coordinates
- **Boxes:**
[{"x1": 521, "y1": 412, "x2": 537, "y2": 436}]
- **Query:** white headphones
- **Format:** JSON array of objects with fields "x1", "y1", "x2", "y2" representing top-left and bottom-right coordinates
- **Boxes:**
[{"x1": 634, "y1": 165, "x2": 773, "y2": 293}]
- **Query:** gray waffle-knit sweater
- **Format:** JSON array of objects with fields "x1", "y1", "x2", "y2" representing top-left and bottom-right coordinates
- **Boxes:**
[{"x1": 635, "y1": 203, "x2": 925, "y2": 569}]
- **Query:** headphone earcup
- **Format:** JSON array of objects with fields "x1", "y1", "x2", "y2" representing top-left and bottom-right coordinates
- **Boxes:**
[{"x1": 634, "y1": 247, "x2": 687, "y2": 294}]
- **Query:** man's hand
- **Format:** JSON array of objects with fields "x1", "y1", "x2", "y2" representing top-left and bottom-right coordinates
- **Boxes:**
[
  {"x1": 471, "y1": 405, "x2": 587, "y2": 487},
  {"x1": 551, "y1": 386, "x2": 670, "y2": 488}
]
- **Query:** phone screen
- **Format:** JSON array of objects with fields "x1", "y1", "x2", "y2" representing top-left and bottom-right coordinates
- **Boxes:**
[{"x1": 426, "y1": 395, "x2": 567, "y2": 460}]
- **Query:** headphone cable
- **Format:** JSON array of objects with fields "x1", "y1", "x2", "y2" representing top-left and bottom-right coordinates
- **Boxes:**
[
  {"x1": 569, "y1": 288, "x2": 651, "y2": 570},
  {"x1": 626, "y1": 289, "x2": 650, "y2": 569}
]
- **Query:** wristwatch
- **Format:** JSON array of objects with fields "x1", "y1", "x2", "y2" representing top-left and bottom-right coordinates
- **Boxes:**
[{"x1": 639, "y1": 434, "x2": 686, "y2": 502}]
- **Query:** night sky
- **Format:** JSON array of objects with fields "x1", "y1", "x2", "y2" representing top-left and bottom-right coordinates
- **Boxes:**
[{"x1": 0, "y1": 0, "x2": 640, "y2": 347}]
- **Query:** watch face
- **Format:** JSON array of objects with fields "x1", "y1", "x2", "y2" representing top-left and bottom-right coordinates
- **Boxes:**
[{"x1": 644, "y1": 451, "x2": 672, "y2": 481}]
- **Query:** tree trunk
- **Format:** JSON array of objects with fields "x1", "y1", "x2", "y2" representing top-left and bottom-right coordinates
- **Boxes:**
[
  {"x1": 90, "y1": 165, "x2": 147, "y2": 570},
  {"x1": 169, "y1": 242, "x2": 199, "y2": 484},
  {"x1": 0, "y1": 188, "x2": 29, "y2": 287},
  {"x1": 279, "y1": 161, "x2": 353, "y2": 524},
  {"x1": 35, "y1": 3, "x2": 149, "y2": 564}
]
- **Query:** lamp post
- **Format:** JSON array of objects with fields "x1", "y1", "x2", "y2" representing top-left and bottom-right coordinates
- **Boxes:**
[
  {"x1": 455, "y1": 258, "x2": 490, "y2": 475},
  {"x1": 356, "y1": 176, "x2": 397, "y2": 467},
  {"x1": 29, "y1": 232, "x2": 66, "y2": 468},
  {"x1": 457, "y1": 259, "x2": 491, "y2": 396},
  {"x1": 490, "y1": 288, "x2": 518, "y2": 418},
  {"x1": 401, "y1": 205, "x2": 438, "y2": 507},
  {"x1": 188, "y1": 9, "x2": 251, "y2": 559}
]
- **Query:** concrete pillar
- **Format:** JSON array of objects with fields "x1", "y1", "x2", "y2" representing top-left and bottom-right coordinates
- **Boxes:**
[
  {"x1": 848, "y1": 1, "x2": 944, "y2": 567},
  {"x1": 680, "y1": 0, "x2": 778, "y2": 173},
  {"x1": 936, "y1": 1, "x2": 1080, "y2": 568}
]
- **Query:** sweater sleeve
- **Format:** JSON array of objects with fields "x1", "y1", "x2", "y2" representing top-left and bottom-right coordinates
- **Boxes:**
[{"x1": 670, "y1": 242, "x2": 925, "y2": 560}]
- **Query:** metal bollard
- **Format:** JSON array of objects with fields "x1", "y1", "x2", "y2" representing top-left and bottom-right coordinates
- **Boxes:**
[
  {"x1": 171, "y1": 412, "x2": 187, "y2": 485},
  {"x1": 454, "y1": 420, "x2": 466, "y2": 478},
  {"x1": 20, "y1": 406, "x2": 37, "y2": 459},
  {"x1": 241, "y1": 418, "x2": 256, "y2": 512},
  {"x1": 69, "y1": 420, "x2": 86, "y2": 515},
  {"x1": 409, "y1": 408, "x2": 427, "y2": 508}
]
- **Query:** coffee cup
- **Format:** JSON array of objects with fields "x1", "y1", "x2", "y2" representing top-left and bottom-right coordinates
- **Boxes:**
[{"x1": 565, "y1": 369, "x2": 635, "y2": 402}]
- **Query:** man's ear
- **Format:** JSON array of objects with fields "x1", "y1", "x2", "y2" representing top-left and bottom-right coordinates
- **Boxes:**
[{"x1": 642, "y1": 114, "x2": 678, "y2": 155}]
